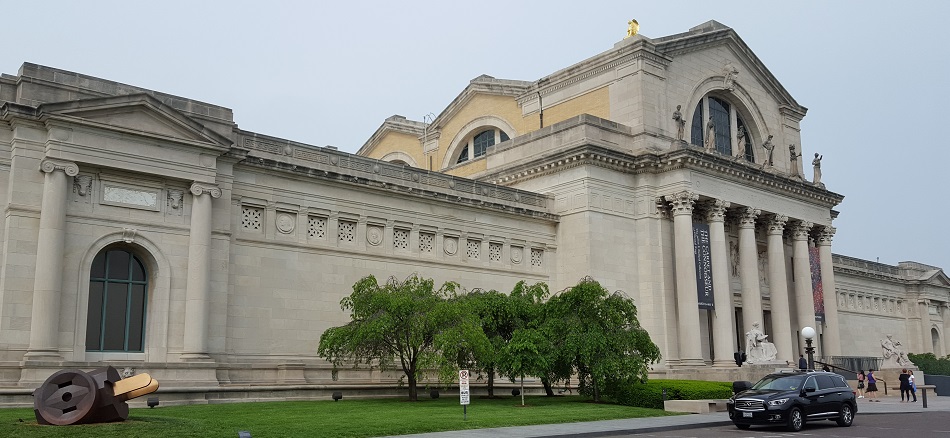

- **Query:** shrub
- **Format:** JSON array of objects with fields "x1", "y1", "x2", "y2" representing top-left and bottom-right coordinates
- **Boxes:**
[
  {"x1": 604, "y1": 379, "x2": 733, "y2": 409},
  {"x1": 909, "y1": 353, "x2": 950, "y2": 376}
]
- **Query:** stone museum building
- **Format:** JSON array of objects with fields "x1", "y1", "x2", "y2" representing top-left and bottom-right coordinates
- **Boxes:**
[{"x1": 1, "y1": 20, "x2": 948, "y2": 402}]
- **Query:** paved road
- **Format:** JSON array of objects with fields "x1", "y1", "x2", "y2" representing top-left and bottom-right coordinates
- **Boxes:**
[{"x1": 621, "y1": 412, "x2": 950, "y2": 437}]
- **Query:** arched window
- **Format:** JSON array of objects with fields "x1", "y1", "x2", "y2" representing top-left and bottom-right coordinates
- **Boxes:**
[
  {"x1": 691, "y1": 96, "x2": 754, "y2": 162},
  {"x1": 454, "y1": 128, "x2": 510, "y2": 164},
  {"x1": 933, "y1": 328, "x2": 941, "y2": 355},
  {"x1": 86, "y1": 248, "x2": 148, "y2": 352}
]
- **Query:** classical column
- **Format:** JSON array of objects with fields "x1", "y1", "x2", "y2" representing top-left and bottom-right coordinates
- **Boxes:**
[
  {"x1": 706, "y1": 200, "x2": 736, "y2": 367},
  {"x1": 919, "y1": 300, "x2": 933, "y2": 354},
  {"x1": 181, "y1": 182, "x2": 221, "y2": 360},
  {"x1": 943, "y1": 304, "x2": 950, "y2": 357},
  {"x1": 790, "y1": 221, "x2": 815, "y2": 351},
  {"x1": 738, "y1": 207, "x2": 762, "y2": 343},
  {"x1": 765, "y1": 215, "x2": 793, "y2": 363},
  {"x1": 25, "y1": 159, "x2": 79, "y2": 358},
  {"x1": 665, "y1": 191, "x2": 704, "y2": 367},
  {"x1": 816, "y1": 226, "x2": 841, "y2": 356}
]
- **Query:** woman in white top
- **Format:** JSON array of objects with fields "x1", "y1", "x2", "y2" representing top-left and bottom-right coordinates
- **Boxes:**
[{"x1": 909, "y1": 370, "x2": 918, "y2": 402}]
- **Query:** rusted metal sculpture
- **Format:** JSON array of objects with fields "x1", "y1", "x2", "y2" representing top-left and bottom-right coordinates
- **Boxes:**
[{"x1": 33, "y1": 366, "x2": 159, "y2": 425}]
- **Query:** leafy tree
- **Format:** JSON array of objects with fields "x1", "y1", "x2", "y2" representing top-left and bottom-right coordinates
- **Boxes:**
[
  {"x1": 452, "y1": 289, "x2": 513, "y2": 397},
  {"x1": 318, "y1": 274, "x2": 472, "y2": 401},
  {"x1": 541, "y1": 277, "x2": 660, "y2": 402}
]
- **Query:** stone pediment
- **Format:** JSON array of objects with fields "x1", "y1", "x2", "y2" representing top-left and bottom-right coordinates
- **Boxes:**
[
  {"x1": 924, "y1": 270, "x2": 950, "y2": 287},
  {"x1": 37, "y1": 93, "x2": 232, "y2": 148}
]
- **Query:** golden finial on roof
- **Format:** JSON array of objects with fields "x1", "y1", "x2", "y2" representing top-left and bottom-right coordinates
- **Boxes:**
[{"x1": 625, "y1": 19, "x2": 639, "y2": 38}]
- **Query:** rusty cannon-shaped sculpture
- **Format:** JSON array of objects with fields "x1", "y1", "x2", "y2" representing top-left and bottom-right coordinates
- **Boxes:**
[{"x1": 33, "y1": 366, "x2": 159, "y2": 425}]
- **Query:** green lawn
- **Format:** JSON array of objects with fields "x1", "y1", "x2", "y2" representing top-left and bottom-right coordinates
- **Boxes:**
[{"x1": 0, "y1": 395, "x2": 677, "y2": 438}]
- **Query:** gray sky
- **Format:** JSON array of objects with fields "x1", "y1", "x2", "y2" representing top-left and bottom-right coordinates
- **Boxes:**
[{"x1": 5, "y1": 1, "x2": 949, "y2": 271}]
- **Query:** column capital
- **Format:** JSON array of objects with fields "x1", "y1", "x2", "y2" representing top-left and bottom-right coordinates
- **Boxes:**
[
  {"x1": 789, "y1": 220, "x2": 813, "y2": 240},
  {"x1": 39, "y1": 158, "x2": 79, "y2": 176},
  {"x1": 816, "y1": 226, "x2": 836, "y2": 246},
  {"x1": 766, "y1": 214, "x2": 788, "y2": 235},
  {"x1": 704, "y1": 199, "x2": 730, "y2": 222},
  {"x1": 190, "y1": 182, "x2": 222, "y2": 199},
  {"x1": 738, "y1": 207, "x2": 760, "y2": 228},
  {"x1": 664, "y1": 191, "x2": 698, "y2": 216}
]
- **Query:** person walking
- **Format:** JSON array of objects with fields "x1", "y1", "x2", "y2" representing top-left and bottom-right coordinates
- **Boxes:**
[
  {"x1": 867, "y1": 369, "x2": 879, "y2": 401},
  {"x1": 909, "y1": 370, "x2": 918, "y2": 402},
  {"x1": 798, "y1": 354, "x2": 807, "y2": 371},
  {"x1": 856, "y1": 369, "x2": 866, "y2": 398},
  {"x1": 899, "y1": 368, "x2": 911, "y2": 402}
]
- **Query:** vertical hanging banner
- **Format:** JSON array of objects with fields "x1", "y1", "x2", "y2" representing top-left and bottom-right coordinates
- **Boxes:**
[
  {"x1": 809, "y1": 247, "x2": 825, "y2": 321},
  {"x1": 693, "y1": 223, "x2": 715, "y2": 309}
]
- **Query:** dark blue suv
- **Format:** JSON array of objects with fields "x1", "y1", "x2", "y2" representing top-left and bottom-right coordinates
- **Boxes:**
[{"x1": 727, "y1": 371, "x2": 857, "y2": 431}]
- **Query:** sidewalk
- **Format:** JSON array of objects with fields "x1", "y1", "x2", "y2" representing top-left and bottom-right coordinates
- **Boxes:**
[{"x1": 382, "y1": 394, "x2": 950, "y2": 438}]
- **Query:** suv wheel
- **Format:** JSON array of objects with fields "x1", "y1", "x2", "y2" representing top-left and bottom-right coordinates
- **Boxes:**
[
  {"x1": 836, "y1": 404, "x2": 854, "y2": 427},
  {"x1": 786, "y1": 407, "x2": 804, "y2": 432}
]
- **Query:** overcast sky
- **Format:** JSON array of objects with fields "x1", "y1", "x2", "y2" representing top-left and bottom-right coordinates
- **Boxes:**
[{"x1": 5, "y1": 1, "x2": 949, "y2": 271}]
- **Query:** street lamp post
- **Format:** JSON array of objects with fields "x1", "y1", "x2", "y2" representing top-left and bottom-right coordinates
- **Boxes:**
[{"x1": 802, "y1": 326, "x2": 816, "y2": 371}]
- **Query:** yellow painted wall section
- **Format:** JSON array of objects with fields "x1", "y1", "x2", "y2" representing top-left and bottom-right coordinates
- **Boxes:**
[
  {"x1": 541, "y1": 87, "x2": 610, "y2": 127},
  {"x1": 445, "y1": 158, "x2": 487, "y2": 178},
  {"x1": 365, "y1": 131, "x2": 424, "y2": 167},
  {"x1": 436, "y1": 94, "x2": 525, "y2": 168}
]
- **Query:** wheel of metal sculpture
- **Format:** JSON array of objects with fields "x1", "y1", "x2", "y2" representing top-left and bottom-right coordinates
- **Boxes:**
[{"x1": 33, "y1": 369, "x2": 99, "y2": 425}]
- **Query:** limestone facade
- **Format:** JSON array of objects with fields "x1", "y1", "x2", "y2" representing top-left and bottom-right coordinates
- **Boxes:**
[{"x1": 0, "y1": 20, "x2": 947, "y2": 401}]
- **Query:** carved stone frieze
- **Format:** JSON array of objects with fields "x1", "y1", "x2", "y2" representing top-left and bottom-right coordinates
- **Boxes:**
[
  {"x1": 190, "y1": 182, "x2": 222, "y2": 199},
  {"x1": 73, "y1": 175, "x2": 93, "y2": 196},
  {"x1": 39, "y1": 158, "x2": 79, "y2": 176}
]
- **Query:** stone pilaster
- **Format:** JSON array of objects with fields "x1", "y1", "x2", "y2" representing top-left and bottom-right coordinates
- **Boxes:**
[
  {"x1": 181, "y1": 182, "x2": 221, "y2": 361},
  {"x1": 790, "y1": 220, "x2": 815, "y2": 351},
  {"x1": 25, "y1": 159, "x2": 79, "y2": 359},
  {"x1": 919, "y1": 300, "x2": 933, "y2": 354},
  {"x1": 766, "y1": 214, "x2": 793, "y2": 363},
  {"x1": 664, "y1": 191, "x2": 704, "y2": 367},
  {"x1": 816, "y1": 226, "x2": 841, "y2": 356},
  {"x1": 706, "y1": 200, "x2": 736, "y2": 367},
  {"x1": 737, "y1": 207, "x2": 762, "y2": 345}
]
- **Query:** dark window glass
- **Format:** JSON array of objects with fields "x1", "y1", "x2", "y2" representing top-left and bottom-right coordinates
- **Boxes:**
[
  {"x1": 102, "y1": 283, "x2": 129, "y2": 351},
  {"x1": 816, "y1": 375, "x2": 836, "y2": 390},
  {"x1": 500, "y1": 131, "x2": 509, "y2": 142},
  {"x1": 131, "y1": 258, "x2": 146, "y2": 282},
  {"x1": 690, "y1": 103, "x2": 703, "y2": 146},
  {"x1": 473, "y1": 130, "x2": 494, "y2": 158},
  {"x1": 86, "y1": 282, "x2": 104, "y2": 350},
  {"x1": 737, "y1": 116, "x2": 754, "y2": 162},
  {"x1": 87, "y1": 248, "x2": 147, "y2": 352},
  {"x1": 709, "y1": 97, "x2": 732, "y2": 155},
  {"x1": 108, "y1": 250, "x2": 130, "y2": 280},
  {"x1": 91, "y1": 252, "x2": 106, "y2": 279},
  {"x1": 127, "y1": 284, "x2": 146, "y2": 351},
  {"x1": 804, "y1": 376, "x2": 817, "y2": 390},
  {"x1": 456, "y1": 145, "x2": 469, "y2": 164}
]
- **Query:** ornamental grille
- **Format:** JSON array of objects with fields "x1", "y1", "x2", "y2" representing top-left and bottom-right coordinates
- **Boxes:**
[
  {"x1": 489, "y1": 242, "x2": 502, "y2": 261},
  {"x1": 419, "y1": 232, "x2": 434, "y2": 253},
  {"x1": 466, "y1": 240, "x2": 480, "y2": 259},
  {"x1": 394, "y1": 229, "x2": 409, "y2": 250},
  {"x1": 338, "y1": 220, "x2": 356, "y2": 243},
  {"x1": 241, "y1": 206, "x2": 263, "y2": 232},
  {"x1": 308, "y1": 216, "x2": 327, "y2": 239},
  {"x1": 531, "y1": 249, "x2": 543, "y2": 267}
]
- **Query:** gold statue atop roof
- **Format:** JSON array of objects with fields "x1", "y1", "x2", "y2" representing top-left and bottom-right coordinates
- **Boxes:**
[{"x1": 625, "y1": 19, "x2": 639, "y2": 38}]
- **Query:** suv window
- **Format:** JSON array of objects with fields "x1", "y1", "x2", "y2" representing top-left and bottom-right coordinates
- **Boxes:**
[
  {"x1": 816, "y1": 375, "x2": 836, "y2": 390},
  {"x1": 835, "y1": 375, "x2": 850, "y2": 388},
  {"x1": 752, "y1": 375, "x2": 804, "y2": 391},
  {"x1": 804, "y1": 376, "x2": 818, "y2": 390}
]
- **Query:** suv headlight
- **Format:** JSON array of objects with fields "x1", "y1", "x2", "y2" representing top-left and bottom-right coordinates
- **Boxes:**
[{"x1": 767, "y1": 398, "x2": 789, "y2": 406}]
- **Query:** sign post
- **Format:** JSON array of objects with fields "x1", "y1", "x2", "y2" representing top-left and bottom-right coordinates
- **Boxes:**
[{"x1": 459, "y1": 369, "x2": 470, "y2": 420}]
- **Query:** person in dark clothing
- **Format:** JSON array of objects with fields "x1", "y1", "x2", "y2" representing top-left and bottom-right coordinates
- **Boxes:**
[
  {"x1": 798, "y1": 354, "x2": 807, "y2": 370},
  {"x1": 899, "y1": 368, "x2": 911, "y2": 402}
]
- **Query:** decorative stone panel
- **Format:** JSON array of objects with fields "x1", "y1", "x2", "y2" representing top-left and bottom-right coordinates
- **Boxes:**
[
  {"x1": 419, "y1": 232, "x2": 434, "y2": 253},
  {"x1": 466, "y1": 240, "x2": 480, "y2": 259},
  {"x1": 444, "y1": 237, "x2": 458, "y2": 256},
  {"x1": 339, "y1": 220, "x2": 356, "y2": 243},
  {"x1": 366, "y1": 226, "x2": 383, "y2": 246},
  {"x1": 489, "y1": 242, "x2": 502, "y2": 262},
  {"x1": 276, "y1": 212, "x2": 296, "y2": 234},
  {"x1": 242, "y1": 206, "x2": 264, "y2": 232},
  {"x1": 531, "y1": 248, "x2": 543, "y2": 267},
  {"x1": 308, "y1": 216, "x2": 327, "y2": 239},
  {"x1": 511, "y1": 246, "x2": 523, "y2": 264},
  {"x1": 393, "y1": 229, "x2": 409, "y2": 250}
]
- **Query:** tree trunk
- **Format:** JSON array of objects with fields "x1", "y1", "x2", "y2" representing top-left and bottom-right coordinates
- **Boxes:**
[
  {"x1": 541, "y1": 376, "x2": 555, "y2": 396},
  {"x1": 593, "y1": 377, "x2": 600, "y2": 402},
  {"x1": 487, "y1": 369, "x2": 495, "y2": 397},
  {"x1": 407, "y1": 368, "x2": 418, "y2": 401}
]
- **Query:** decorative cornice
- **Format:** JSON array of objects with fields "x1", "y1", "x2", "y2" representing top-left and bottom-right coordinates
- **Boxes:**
[
  {"x1": 39, "y1": 158, "x2": 79, "y2": 176},
  {"x1": 766, "y1": 214, "x2": 788, "y2": 235},
  {"x1": 190, "y1": 182, "x2": 222, "y2": 199}
]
